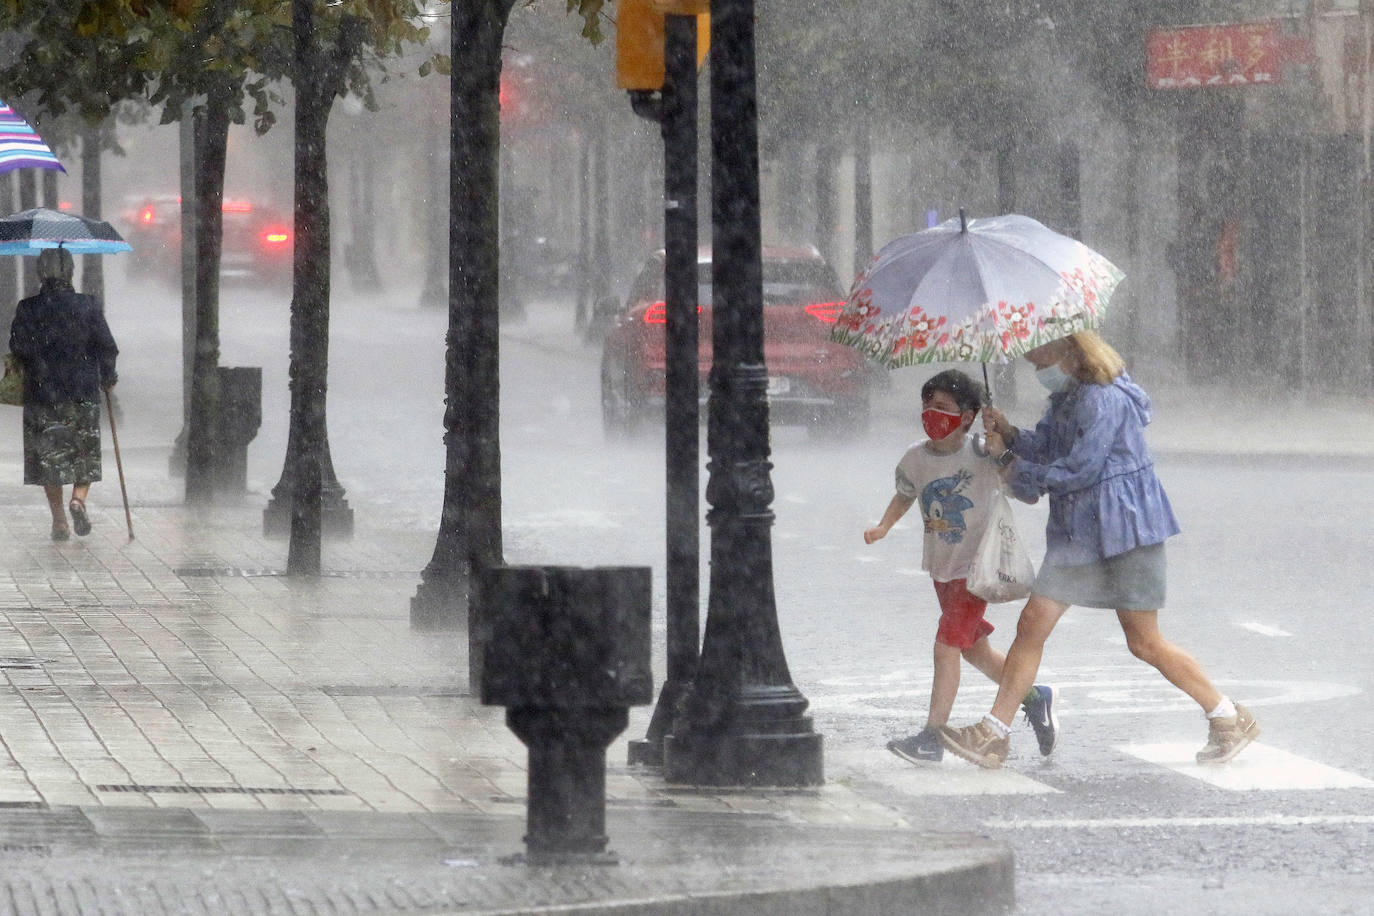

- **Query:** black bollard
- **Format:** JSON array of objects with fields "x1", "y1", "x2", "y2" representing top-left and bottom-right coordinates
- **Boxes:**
[
  {"x1": 481, "y1": 565, "x2": 653, "y2": 866},
  {"x1": 212, "y1": 366, "x2": 262, "y2": 496}
]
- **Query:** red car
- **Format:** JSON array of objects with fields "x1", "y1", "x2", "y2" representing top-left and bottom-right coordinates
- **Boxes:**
[
  {"x1": 598, "y1": 246, "x2": 877, "y2": 436},
  {"x1": 122, "y1": 194, "x2": 292, "y2": 286}
]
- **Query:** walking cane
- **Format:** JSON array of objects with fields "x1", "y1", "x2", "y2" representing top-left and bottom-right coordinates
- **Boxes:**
[{"x1": 104, "y1": 388, "x2": 134, "y2": 540}]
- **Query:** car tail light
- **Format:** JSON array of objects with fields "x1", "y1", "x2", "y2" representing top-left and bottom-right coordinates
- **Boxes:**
[
  {"x1": 223, "y1": 201, "x2": 253, "y2": 213},
  {"x1": 804, "y1": 301, "x2": 845, "y2": 323},
  {"x1": 139, "y1": 205, "x2": 156, "y2": 225},
  {"x1": 644, "y1": 300, "x2": 703, "y2": 324},
  {"x1": 261, "y1": 228, "x2": 291, "y2": 247}
]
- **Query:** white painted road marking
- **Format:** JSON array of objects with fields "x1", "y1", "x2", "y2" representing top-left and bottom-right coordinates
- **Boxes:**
[
  {"x1": 1118, "y1": 742, "x2": 1374, "y2": 791},
  {"x1": 827, "y1": 746, "x2": 1061, "y2": 797},
  {"x1": 1237, "y1": 621, "x2": 1293, "y2": 637},
  {"x1": 986, "y1": 813, "x2": 1374, "y2": 830},
  {"x1": 814, "y1": 676, "x2": 1361, "y2": 718}
]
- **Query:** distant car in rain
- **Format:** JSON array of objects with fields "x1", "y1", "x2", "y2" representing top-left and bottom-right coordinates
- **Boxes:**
[
  {"x1": 120, "y1": 194, "x2": 292, "y2": 286},
  {"x1": 597, "y1": 245, "x2": 880, "y2": 437}
]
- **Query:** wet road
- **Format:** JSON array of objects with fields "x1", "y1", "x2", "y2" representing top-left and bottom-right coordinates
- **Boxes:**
[{"x1": 109, "y1": 280, "x2": 1374, "y2": 915}]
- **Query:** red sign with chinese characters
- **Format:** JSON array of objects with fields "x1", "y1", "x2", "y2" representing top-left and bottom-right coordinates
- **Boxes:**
[{"x1": 1146, "y1": 22, "x2": 1282, "y2": 90}]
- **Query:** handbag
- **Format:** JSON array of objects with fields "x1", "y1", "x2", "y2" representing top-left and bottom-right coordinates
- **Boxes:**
[
  {"x1": 967, "y1": 490, "x2": 1035, "y2": 603},
  {"x1": 0, "y1": 354, "x2": 22, "y2": 407}
]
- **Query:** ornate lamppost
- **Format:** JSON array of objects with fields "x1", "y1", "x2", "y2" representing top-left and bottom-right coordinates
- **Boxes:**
[{"x1": 663, "y1": 0, "x2": 822, "y2": 786}]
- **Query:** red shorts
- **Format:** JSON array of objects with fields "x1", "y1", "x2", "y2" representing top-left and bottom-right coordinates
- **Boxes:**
[{"x1": 933, "y1": 578, "x2": 994, "y2": 649}]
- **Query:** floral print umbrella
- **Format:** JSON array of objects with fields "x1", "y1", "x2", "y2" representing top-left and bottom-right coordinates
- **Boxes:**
[{"x1": 830, "y1": 212, "x2": 1124, "y2": 368}]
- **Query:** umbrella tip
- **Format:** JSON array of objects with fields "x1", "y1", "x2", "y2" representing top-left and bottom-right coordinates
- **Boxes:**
[{"x1": 959, "y1": 208, "x2": 968, "y2": 233}]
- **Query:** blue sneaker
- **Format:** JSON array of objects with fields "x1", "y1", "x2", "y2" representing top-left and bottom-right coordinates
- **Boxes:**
[
  {"x1": 1022, "y1": 685, "x2": 1059, "y2": 756},
  {"x1": 887, "y1": 727, "x2": 943, "y2": 764}
]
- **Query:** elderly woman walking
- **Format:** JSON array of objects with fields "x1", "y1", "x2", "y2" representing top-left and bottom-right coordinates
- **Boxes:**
[
  {"x1": 8, "y1": 247, "x2": 118, "y2": 540},
  {"x1": 938, "y1": 331, "x2": 1259, "y2": 769}
]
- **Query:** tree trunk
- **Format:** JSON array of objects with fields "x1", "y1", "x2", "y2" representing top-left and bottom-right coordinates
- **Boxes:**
[
  {"x1": 18, "y1": 170, "x2": 37, "y2": 297},
  {"x1": 814, "y1": 143, "x2": 836, "y2": 275},
  {"x1": 419, "y1": 99, "x2": 447, "y2": 309},
  {"x1": 411, "y1": 0, "x2": 512, "y2": 647},
  {"x1": 285, "y1": 0, "x2": 335, "y2": 575},
  {"x1": 81, "y1": 123, "x2": 105, "y2": 302},
  {"x1": 852, "y1": 117, "x2": 872, "y2": 271},
  {"x1": 185, "y1": 90, "x2": 230, "y2": 504},
  {"x1": 346, "y1": 151, "x2": 382, "y2": 293},
  {"x1": 0, "y1": 175, "x2": 16, "y2": 334}
]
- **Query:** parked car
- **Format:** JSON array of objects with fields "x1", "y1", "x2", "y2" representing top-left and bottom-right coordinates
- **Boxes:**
[
  {"x1": 121, "y1": 194, "x2": 293, "y2": 286},
  {"x1": 598, "y1": 245, "x2": 878, "y2": 437}
]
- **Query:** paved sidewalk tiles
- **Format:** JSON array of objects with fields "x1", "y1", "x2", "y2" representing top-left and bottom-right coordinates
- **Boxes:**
[{"x1": 0, "y1": 491, "x2": 1013, "y2": 914}]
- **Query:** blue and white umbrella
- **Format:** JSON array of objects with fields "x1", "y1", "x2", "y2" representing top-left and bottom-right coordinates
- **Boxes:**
[
  {"x1": 0, "y1": 207, "x2": 131, "y2": 255},
  {"x1": 0, "y1": 99, "x2": 64, "y2": 174}
]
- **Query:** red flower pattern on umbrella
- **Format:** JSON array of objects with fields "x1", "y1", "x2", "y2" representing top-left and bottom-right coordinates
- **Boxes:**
[
  {"x1": 828, "y1": 214, "x2": 1124, "y2": 367},
  {"x1": 997, "y1": 301, "x2": 1035, "y2": 341},
  {"x1": 837, "y1": 287, "x2": 880, "y2": 332}
]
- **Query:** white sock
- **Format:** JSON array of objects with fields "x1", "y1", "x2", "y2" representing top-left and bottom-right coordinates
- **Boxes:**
[
  {"x1": 1207, "y1": 697, "x2": 1237, "y2": 720},
  {"x1": 982, "y1": 714, "x2": 1012, "y2": 738}
]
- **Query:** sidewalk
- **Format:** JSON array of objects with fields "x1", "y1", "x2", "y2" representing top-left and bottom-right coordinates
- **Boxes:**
[{"x1": 0, "y1": 481, "x2": 1012, "y2": 915}]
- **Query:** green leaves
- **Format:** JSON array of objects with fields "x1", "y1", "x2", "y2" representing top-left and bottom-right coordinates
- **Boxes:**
[{"x1": 567, "y1": 0, "x2": 605, "y2": 45}]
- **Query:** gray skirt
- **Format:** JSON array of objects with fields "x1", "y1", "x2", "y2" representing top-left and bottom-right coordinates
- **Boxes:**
[{"x1": 1033, "y1": 542, "x2": 1167, "y2": 610}]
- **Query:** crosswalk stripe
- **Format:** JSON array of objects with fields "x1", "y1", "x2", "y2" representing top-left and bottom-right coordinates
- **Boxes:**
[
  {"x1": 1236, "y1": 621, "x2": 1293, "y2": 637},
  {"x1": 986, "y1": 813, "x2": 1374, "y2": 830},
  {"x1": 1117, "y1": 742, "x2": 1374, "y2": 791},
  {"x1": 827, "y1": 746, "x2": 1061, "y2": 797}
]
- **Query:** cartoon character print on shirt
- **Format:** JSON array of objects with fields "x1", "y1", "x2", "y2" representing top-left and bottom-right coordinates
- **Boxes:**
[{"x1": 920, "y1": 468, "x2": 974, "y2": 544}]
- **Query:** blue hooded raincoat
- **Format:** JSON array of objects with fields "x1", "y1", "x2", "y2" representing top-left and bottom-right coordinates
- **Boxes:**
[{"x1": 1005, "y1": 373, "x2": 1180, "y2": 567}]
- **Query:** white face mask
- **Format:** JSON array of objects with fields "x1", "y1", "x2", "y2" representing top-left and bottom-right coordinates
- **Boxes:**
[{"x1": 1035, "y1": 365, "x2": 1072, "y2": 393}]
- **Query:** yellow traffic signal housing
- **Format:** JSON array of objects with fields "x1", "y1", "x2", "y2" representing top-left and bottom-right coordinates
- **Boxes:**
[
  {"x1": 616, "y1": 0, "x2": 709, "y2": 91},
  {"x1": 651, "y1": 0, "x2": 709, "y2": 12}
]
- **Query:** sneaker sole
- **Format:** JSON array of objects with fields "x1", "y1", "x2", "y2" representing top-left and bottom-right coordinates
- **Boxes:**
[
  {"x1": 1196, "y1": 722, "x2": 1261, "y2": 765},
  {"x1": 1036, "y1": 708, "x2": 1060, "y2": 757},
  {"x1": 886, "y1": 742, "x2": 941, "y2": 765},
  {"x1": 1029, "y1": 689, "x2": 1060, "y2": 757},
  {"x1": 935, "y1": 727, "x2": 1005, "y2": 770}
]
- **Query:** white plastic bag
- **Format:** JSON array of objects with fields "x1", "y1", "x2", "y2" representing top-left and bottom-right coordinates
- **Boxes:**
[{"x1": 967, "y1": 491, "x2": 1035, "y2": 603}]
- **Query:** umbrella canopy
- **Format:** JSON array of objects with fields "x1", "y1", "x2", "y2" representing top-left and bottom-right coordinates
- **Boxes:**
[
  {"x1": 0, "y1": 207, "x2": 131, "y2": 255},
  {"x1": 0, "y1": 100, "x2": 65, "y2": 174},
  {"x1": 831, "y1": 212, "x2": 1124, "y2": 368}
]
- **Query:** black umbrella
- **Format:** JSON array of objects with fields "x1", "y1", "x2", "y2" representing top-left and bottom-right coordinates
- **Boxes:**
[{"x1": 0, "y1": 207, "x2": 131, "y2": 255}]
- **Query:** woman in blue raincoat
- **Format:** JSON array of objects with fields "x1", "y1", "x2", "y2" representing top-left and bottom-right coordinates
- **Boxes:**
[{"x1": 937, "y1": 331, "x2": 1259, "y2": 769}]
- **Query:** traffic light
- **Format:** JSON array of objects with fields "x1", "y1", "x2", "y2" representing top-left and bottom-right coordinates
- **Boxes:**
[{"x1": 616, "y1": 0, "x2": 709, "y2": 91}]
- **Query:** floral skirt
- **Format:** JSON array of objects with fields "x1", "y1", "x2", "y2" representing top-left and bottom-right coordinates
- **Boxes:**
[{"x1": 23, "y1": 401, "x2": 102, "y2": 486}]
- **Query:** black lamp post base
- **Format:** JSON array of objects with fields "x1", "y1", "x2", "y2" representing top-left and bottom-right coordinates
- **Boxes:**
[
  {"x1": 499, "y1": 849, "x2": 620, "y2": 867},
  {"x1": 262, "y1": 498, "x2": 354, "y2": 538},
  {"x1": 410, "y1": 571, "x2": 468, "y2": 631},
  {"x1": 663, "y1": 725, "x2": 823, "y2": 787},
  {"x1": 626, "y1": 738, "x2": 659, "y2": 767}
]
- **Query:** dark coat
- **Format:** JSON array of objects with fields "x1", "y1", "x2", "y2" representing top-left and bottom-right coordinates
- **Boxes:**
[{"x1": 9, "y1": 280, "x2": 118, "y2": 406}]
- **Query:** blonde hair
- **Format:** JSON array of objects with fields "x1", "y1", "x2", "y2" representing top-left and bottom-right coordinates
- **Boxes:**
[{"x1": 1068, "y1": 331, "x2": 1125, "y2": 385}]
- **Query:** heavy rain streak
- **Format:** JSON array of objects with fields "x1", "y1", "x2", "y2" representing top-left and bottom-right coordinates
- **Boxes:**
[{"x1": 0, "y1": 1, "x2": 1371, "y2": 915}]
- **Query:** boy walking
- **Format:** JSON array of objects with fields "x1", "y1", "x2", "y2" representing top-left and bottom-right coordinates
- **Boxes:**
[{"x1": 865, "y1": 369, "x2": 1058, "y2": 764}]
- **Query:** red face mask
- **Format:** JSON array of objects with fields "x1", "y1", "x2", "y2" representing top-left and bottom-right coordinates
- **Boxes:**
[{"x1": 921, "y1": 408, "x2": 965, "y2": 441}]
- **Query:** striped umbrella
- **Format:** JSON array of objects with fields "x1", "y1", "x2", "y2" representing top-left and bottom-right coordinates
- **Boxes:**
[{"x1": 0, "y1": 98, "x2": 65, "y2": 174}]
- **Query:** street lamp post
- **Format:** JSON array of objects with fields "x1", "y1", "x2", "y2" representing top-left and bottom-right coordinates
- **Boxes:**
[
  {"x1": 626, "y1": 12, "x2": 702, "y2": 768},
  {"x1": 663, "y1": 0, "x2": 823, "y2": 787}
]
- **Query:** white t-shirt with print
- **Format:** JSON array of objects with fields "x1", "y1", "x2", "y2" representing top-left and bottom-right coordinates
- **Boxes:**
[{"x1": 894, "y1": 436, "x2": 1000, "y2": 583}]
